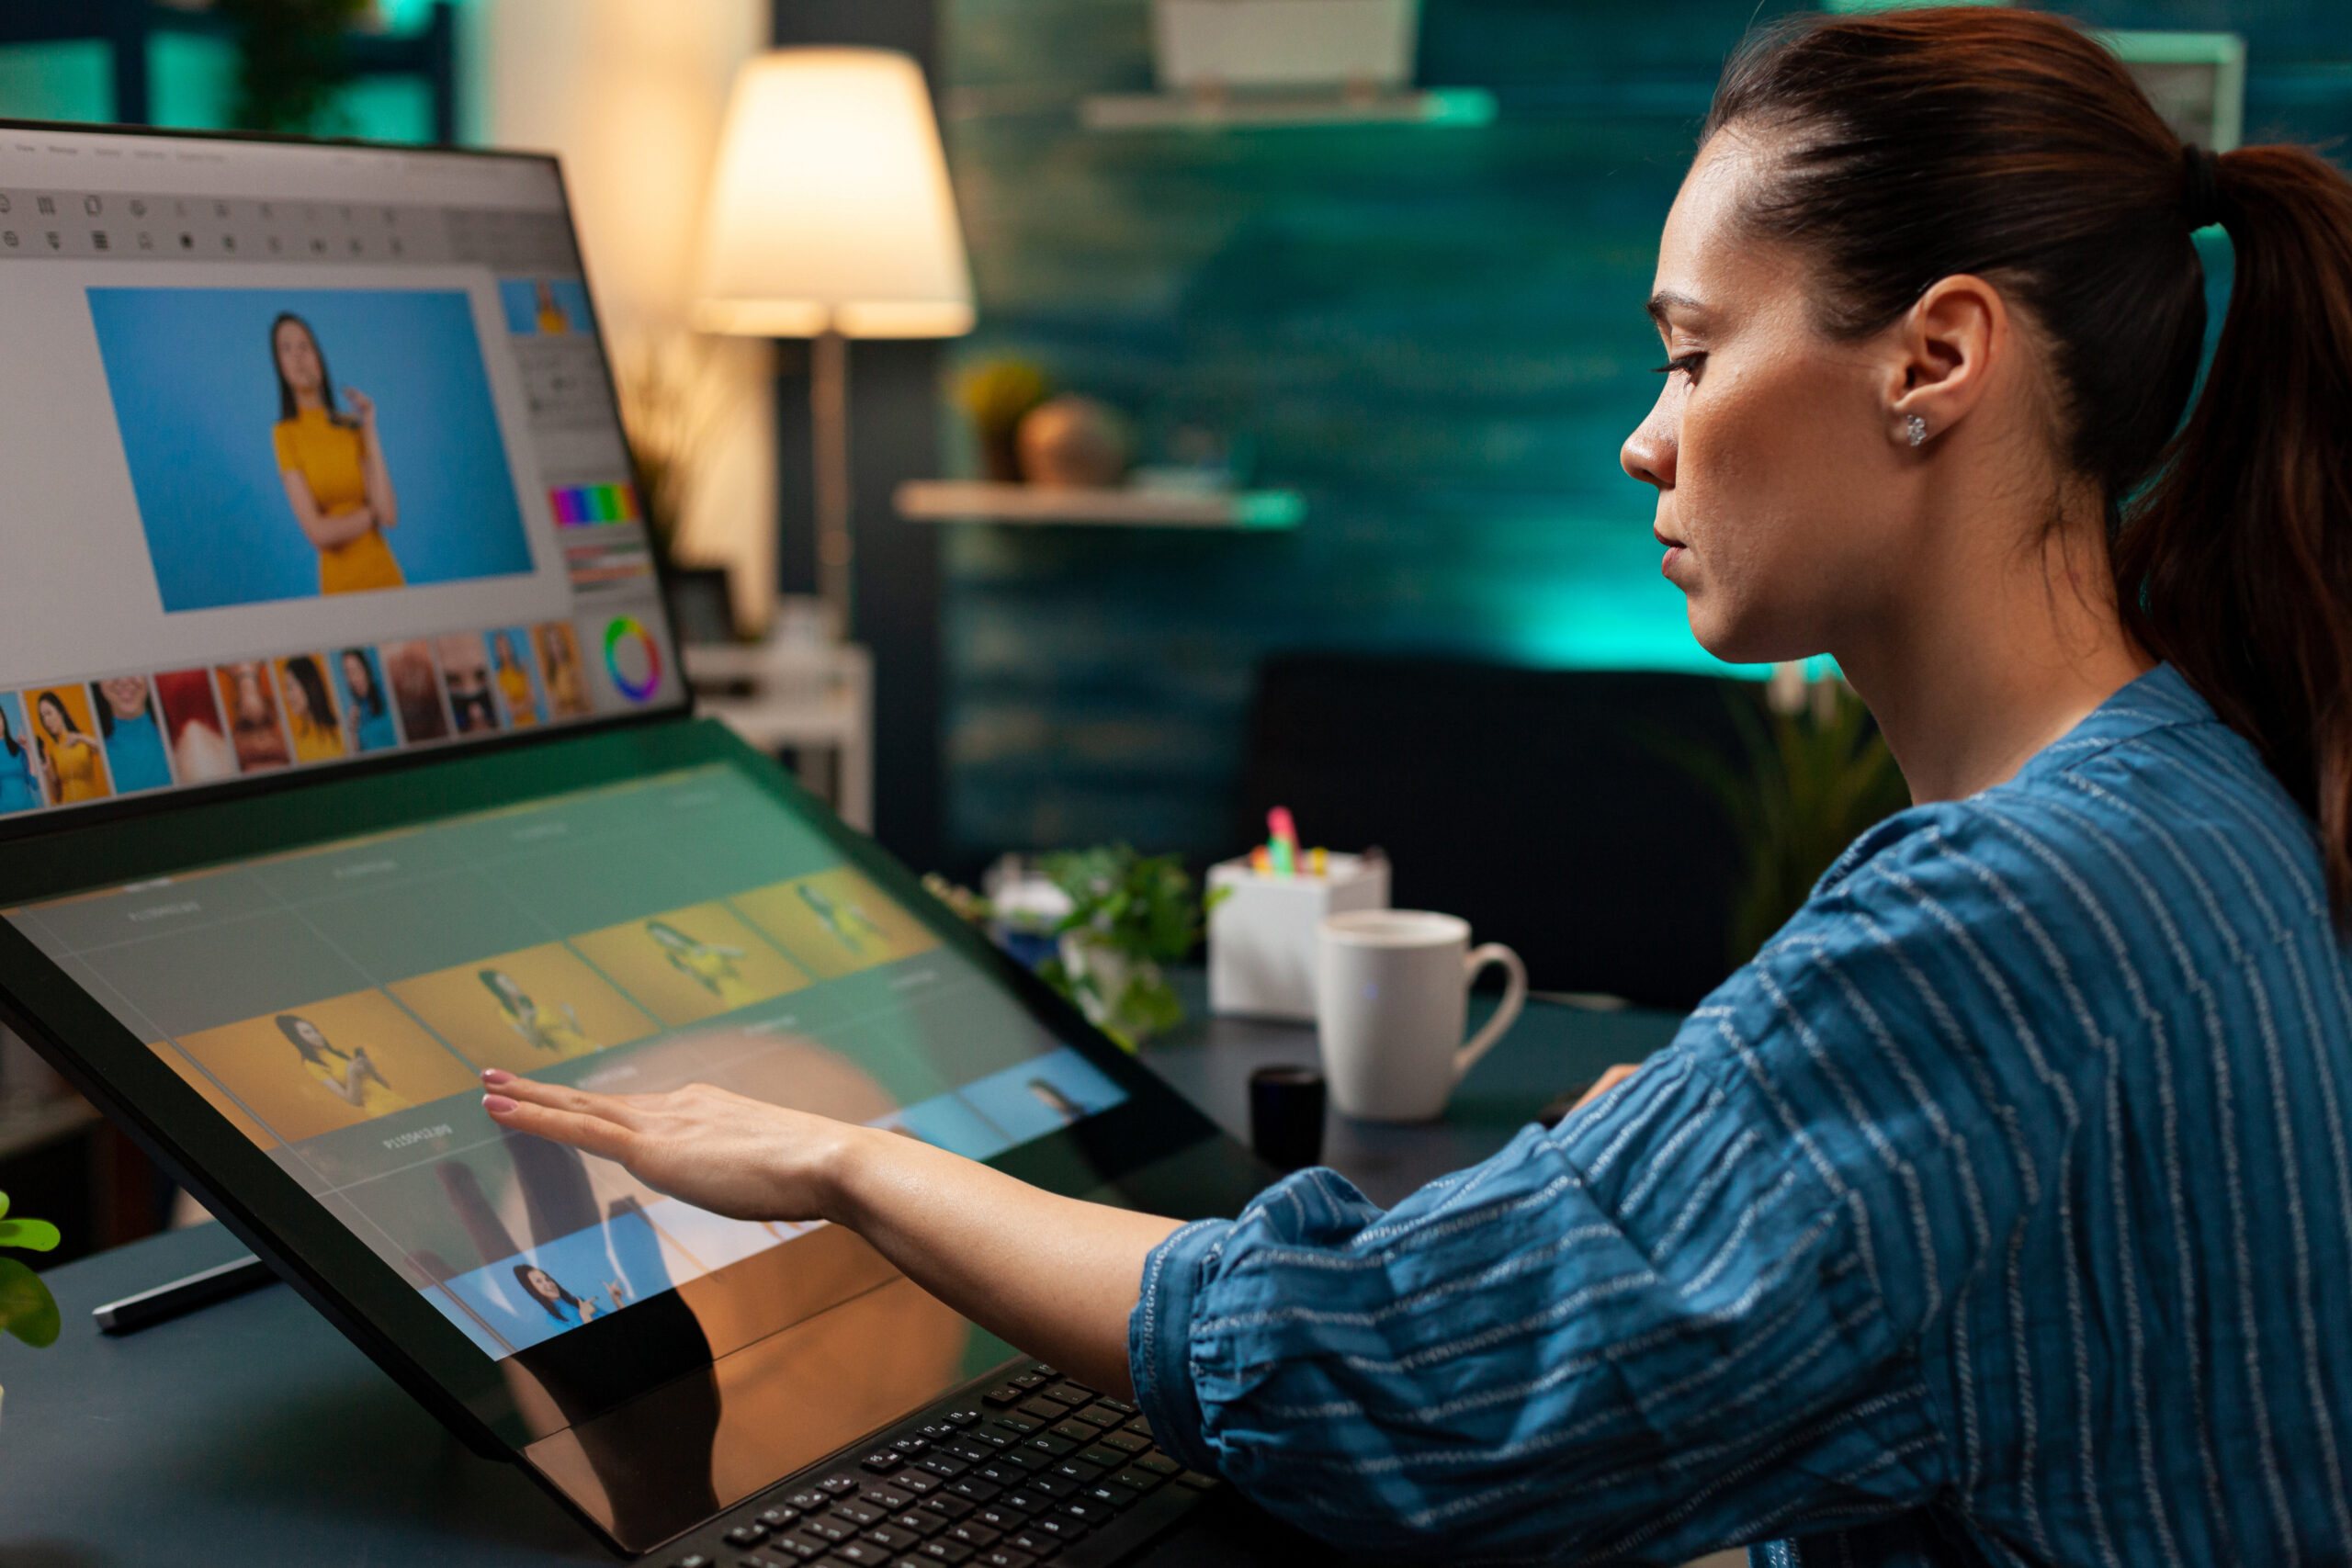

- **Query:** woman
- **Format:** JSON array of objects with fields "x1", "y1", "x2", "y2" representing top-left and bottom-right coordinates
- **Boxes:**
[
  {"x1": 536, "y1": 623, "x2": 591, "y2": 718},
  {"x1": 270, "y1": 312, "x2": 402, "y2": 596},
  {"x1": 484, "y1": 11, "x2": 2352, "y2": 1562},
  {"x1": 91, "y1": 675, "x2": 172, "y2": 794},
  {"x1": 511, "y1": 1263, "x2": 621, "y2": 1327},
  {"x1": 491, "y1": 632, "x2": 539, "y2": 728},
  {"x1": 0, "y1": 698, "x2": 41, "y2": 814},
  {"x1": 336, "y1": 649, "x2": 398, "y2": 753},
  {"x1": 154, "y1": 669, "x2": 239, "y2": 784},
  {"x1": 645, "y1": 919, "x2": 752, "y2": 1005},
  {"x1": 217, "y1": 661, "x2": 290, "y2": 773},
  {"x1": 277, "y1": 655, "x2": 344, "y2": 764},
  {"x1": 480, "y1": 969, "x2": 596, "y2": 1059},
  {"x1": 277, "y1": 1013, "x2": 407, "y2": 1116},
  {"x1": 32, "y1": 691, "x2": 108, "y2": 805}
]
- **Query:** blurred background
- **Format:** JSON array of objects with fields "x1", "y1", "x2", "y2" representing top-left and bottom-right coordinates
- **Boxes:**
[{"x1": 1, "y1": 0, "x2": 2346, "y2": 1259}]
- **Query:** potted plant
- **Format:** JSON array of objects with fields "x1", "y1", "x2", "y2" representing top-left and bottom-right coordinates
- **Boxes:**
[
  {"x1": 1035, "y1": 845, "x2": 1217, "y2": 1050},
  {"x1": 0, "y1": 1190, "x2": 62, "y2": 1415}
]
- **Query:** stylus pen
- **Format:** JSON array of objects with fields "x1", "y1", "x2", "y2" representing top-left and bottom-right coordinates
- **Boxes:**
[{"x1": 92, "y1": 1253, "x2": 277, "y2": 1335}]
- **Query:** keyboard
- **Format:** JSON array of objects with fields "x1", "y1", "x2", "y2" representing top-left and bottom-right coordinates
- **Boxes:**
[{"x1": 661, "y1": 1361, "x2": 1220, "y2": 1568}]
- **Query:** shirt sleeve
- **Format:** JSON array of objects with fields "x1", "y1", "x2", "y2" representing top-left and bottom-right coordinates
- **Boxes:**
[{"x1": 1127, "y1": 809, "x2": 2040, "y2": 1564}]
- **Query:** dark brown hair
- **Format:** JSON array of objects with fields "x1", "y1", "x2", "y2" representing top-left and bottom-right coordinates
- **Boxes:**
[{"x1": 1709, "y1": 7, "x2": 2352, "y2": 914}]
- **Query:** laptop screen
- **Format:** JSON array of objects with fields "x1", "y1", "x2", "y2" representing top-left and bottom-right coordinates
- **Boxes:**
[{"x1": 0, "y1": 125, "x2": 684, "y2": 825}]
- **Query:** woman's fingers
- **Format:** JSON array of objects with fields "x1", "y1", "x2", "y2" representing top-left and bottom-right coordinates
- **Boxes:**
[
  {"x1": 482, "y1": 1069, "x2": 644, "y2": 1128},
  {"x1": 483, "y1": 1094, "x2": 637, "y2": 1162},
  {"x1": 1571, "y1": 1062, "x2": 1643, "y2": 1112}
]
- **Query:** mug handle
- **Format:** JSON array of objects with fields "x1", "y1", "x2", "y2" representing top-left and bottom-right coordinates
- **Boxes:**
[{"x1": 1453, "y1": 943, "x2": 1527, "y2": 1083}]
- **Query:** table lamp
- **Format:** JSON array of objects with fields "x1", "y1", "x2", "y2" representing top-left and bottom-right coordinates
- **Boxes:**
[{"x1": 694, "y1": 47, "x2": 975, "y2": 635}]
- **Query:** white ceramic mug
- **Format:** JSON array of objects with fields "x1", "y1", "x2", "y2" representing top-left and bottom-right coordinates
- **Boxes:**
[{"x1": 1316, "y1": 910, "x2": 1527, "y2": 1122}]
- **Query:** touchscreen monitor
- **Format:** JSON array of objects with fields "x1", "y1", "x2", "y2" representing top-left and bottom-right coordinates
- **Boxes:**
[{"x1": 3, "y1": 762, "x2": 1125, "y2": 1360}]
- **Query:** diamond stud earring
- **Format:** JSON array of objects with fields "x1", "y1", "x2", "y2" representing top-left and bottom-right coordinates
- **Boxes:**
[{"x1": 1905, "y1": 414, "x2": 1928, "y2": 447}]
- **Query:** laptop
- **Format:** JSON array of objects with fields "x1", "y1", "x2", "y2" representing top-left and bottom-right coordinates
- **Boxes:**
[{"x1": 0, "y1": 121, "x2": 1295, "y2": 1566}]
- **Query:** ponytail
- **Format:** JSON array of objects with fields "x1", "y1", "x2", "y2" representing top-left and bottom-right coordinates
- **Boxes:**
[
  {"x1": 2114, "y1": 148, "x2": 2352, "y2": 915},
  {"x1": 1709, "y1": 7, "x2": 2352, "y2": 919}
]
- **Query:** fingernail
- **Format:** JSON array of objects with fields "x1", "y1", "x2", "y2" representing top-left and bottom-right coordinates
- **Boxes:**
[
  {"x1": 481, "y1": 1068, "x2": 513, "y2": 1085},
  {"x1": 483, "y1": 1094, "x2": 517, "y2": 1113}
]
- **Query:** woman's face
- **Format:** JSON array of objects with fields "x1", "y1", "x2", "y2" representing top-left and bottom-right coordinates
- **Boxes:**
[
  {"x1": 290, "y1": 1018, "x2": 327, "y2": 1052},
  {"x1": 342, "y1": 651, "x2": 373, "y2": 700},
  {"x1": 275, "y1": 321, "x2": 323, "y2": 398},
  {"x1": 100, "y1": 676, "x2": 146, "y2": 719},
  {"x1": 522, "y1": 1267, "x2": 559, "y2": 1303},
  {"x1": 281, "y1": 670, "x2": 311, "y2": 722},
  {"x1": 1620, "y1": 130, "x2": 1917, "y2": 665},
  {"x1": 37, "y1": 694, "x2": 67, "y2": 739},
  {"x1": 233, "y1": 666, "x2": 268, "y2": 724}
]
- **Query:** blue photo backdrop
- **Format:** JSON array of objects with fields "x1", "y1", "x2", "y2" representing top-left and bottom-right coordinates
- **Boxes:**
[{"x1": 88, "y1": 287, "x2": 534, "y2": 612}]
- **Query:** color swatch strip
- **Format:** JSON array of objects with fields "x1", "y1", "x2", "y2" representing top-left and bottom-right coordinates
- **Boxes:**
[{"x1": 549, "y1": 481, "x2": 641, "y2": 526}]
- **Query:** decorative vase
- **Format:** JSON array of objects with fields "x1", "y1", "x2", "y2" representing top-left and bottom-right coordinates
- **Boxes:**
[{"x1": 1017, "y1": 396, "x2": 1131, "y2": 489}]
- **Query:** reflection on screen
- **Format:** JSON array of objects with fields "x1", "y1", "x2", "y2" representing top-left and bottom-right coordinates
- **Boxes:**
[{"x1": 4, "y1": 767, "x2": 1125, "y2": 1359}]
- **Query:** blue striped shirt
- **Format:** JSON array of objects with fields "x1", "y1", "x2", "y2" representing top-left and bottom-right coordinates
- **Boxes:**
[{"x1": 1129, "y1": 664, "x2": 2352, "y2": 1565}]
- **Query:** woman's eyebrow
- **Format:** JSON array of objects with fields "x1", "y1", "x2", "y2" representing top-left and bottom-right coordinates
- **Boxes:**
[{"x1": 1646, "y1": 289, "x2": 1706, "y2": 327}]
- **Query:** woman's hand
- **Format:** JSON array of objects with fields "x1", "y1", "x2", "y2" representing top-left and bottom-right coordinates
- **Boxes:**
[
  {"x1": 345, "y1": 386, "x2": 376, "y2": 427},
  {"x1": 481, "y1": 1068, "x2": 866, "y2": 1224}
]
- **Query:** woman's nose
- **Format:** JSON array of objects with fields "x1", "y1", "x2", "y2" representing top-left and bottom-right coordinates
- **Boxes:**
[{"x1": 1622, "y1": 408, "x2": 1676, "y2": 491}]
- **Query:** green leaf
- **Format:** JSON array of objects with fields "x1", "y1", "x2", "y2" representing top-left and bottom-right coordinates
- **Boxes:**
[
  {"x1": 0, "y1": 1190, "x2": 11, "y2": 1220},
  {"x1": 0, "y1": 1256, "x2": 60, "y2": 1348},
  {"x1": 0, "y1": 1218, "x2": 61, "y2": 1252}
]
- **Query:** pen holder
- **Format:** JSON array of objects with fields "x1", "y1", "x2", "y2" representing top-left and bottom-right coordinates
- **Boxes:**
[{"x1": 1207, "y1": 851, "x2": 1388, "y2": 1021}]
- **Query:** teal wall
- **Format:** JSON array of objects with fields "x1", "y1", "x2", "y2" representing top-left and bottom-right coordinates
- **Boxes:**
[{"x1": 936, "y1": 0, "x2": 2352, "y2": 866}]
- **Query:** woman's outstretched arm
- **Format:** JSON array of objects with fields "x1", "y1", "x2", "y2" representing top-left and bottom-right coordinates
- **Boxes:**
[
  {"x1": 345, "y1": 388, "x2": 399, "y2": 530},
  {"x1": 480, "y1": 1069, "x2": 1182, "y2": 1395}
]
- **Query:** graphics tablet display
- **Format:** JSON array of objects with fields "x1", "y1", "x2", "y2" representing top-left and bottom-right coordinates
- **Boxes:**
[{"x1": 6, "y1": 762, "x2": 1126, "y2": 1360}]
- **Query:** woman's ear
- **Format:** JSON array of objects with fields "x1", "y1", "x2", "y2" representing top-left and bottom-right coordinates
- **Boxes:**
[{"x1": 1888, "y1": 273, "x2": 2007, "y2": 449}]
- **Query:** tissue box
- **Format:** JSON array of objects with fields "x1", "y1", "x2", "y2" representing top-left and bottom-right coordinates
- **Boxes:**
[{"x1": 1207, "y1": 852, "x2": 1389, "y2": 1021}]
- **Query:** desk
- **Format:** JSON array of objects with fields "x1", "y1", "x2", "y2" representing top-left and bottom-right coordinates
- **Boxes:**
[{"x1": 0, "y1": 991, "x2": 1683, "y2": 1564}]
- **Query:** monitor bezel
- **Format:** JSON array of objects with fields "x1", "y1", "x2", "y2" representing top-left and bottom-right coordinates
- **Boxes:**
[
  {"x1": 0, "y1": 717, "x2": 1248, "y2": 1546},
  {"x1": 0, "y1": 117, "x2": 695, "y2": 848}
]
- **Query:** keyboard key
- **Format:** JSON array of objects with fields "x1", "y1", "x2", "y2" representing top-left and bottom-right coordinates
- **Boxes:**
[
  {"x1": 1046, "y1": 1420, "x2": 1097, "y2": 1444},
  {"x1": 963, "y1": 1427, "x2": 1009, "y2": 1450},
  {"x1": 945, "y1": 1410, "x2": 982, "y2": 1427},
  {"x1": 980, "y1": 1385, "x2": 1025, "y2": 1407},
  {"x1": 991, "y1": 1414, "x2": 1041, "y2": 1438},
  {"x1": 862, "y1": 1452, "x2": 903, "y2": 1474},
  {"x1": 1023, "y1": 1433, "x2": 1080, "y2": 1461},
  {"x1": 727, "y1": 1525, "x2": 769, "y2": 1546},
  {"x1": 1024, "y1": 1515, "x2": 1089, "y2": 1542},
  {"x1": 921, "y1": 1495, "x2": 975, "y2": 1521},
  {"x1": 788, "y1": 1490, "x2": 833, "y2": 1511},
  {"x1": 769, "y1": 1537, "x2": 827, "y2": 1562},
  {"x1": 820, "y1": 1475, "x2": 862, "y2": 1496},
  {"x1": 1091, "y1": 1397, "x2": 1136, "y2": 1416},
  {"x1": 978, "y1": 1552, "x2": 1036, "y2": 1568},
  {"x1": 1108, "y1": 1465, "x2": 1166, "y2": 1495},
  {"x1": 896, "y1": 1470, "x2": 941, "y2": 1495},
  {"x1": 944, "y1": 1476, "x2": 1001, "y2": 1506},
  {"x1": 919, "y1": 1540, "x2": 975, "y2": 1564},
  {"x1": 1095, "y1": 1429, "x2": 1148, "y2": 1455},
  {"x1": 799, "y1": 1517, "x2": 854, "y2": 1544},
  {"x1": 1003, "y1": 1532, "x2": 1062, "y2": 1558},
  {"x1": 996, "y1": 1447, "x2": 1049, "y2": 1474},
  {"x1": 1175, "y1": 1471, "x2": 1218, "y2": 1490},
  {"x1": 1055, "y1": 1497, "x2": 1117, "y2": 1529},
  {"x1": 1032, "y1": 1365, "x2": 1059, "y2": 1379},
  {"x1": 1128, "y1": 1451, "x2": 1179, "y2": 1476},
  {"x1": 736, "y1": 1557, "x2": 786, "y2": 1568},
  {"x1": 1075, "y1": 1446, "x2": 1125, "y2": 1470},
  {"x1": 1119, "y1": 1416, "x2": 1153, "y2": 1438},
  {"x1": 833, "y1": 1499, "x2": 886, "y2": 1529},
  {"x1": 864, "y1": 1525, "x2": 922, "y2": 1552},
  {"x1": 917, "y1": 1455, "x2": 968, "y2": 1480},
  {"x1": 889, "y1": 1511, "x2": 944, "y2": 1538},
  {"x1": 1009, "y1": 1372, "x2": 1048, "y2": 1392},
  {"x1": 1061, "y1": 1405, "x2": 1117, "y2": 1429},
  {"x1": 1015, "y1": 1398, "x2": 1066, "y2": 1423},
  {"x1": 861, "y1": 1485, "x2": 915, "y2": 1512},
  {"x1": 921, "y1": 1423, "x2": 959, "y2": 1441},
  {"x1": 974, "y1": 1463, "x2": 1028, "y2": 1490},
  {"x1": 1078, "y1": 1483, "x2": 1136, "y2": 1512},
  {"x1": 944, "y1": 1438, "x2": 999, "y2": 1464},
  {"x1": 972, "y1": 1505, "x2": 1029, "y2": 1532},
  {"x1": 831, "y1": 1542, "x2": 893, "y2": 1566},
  {"x1": 1047, "y1": 1460, "x2": 1103, "y2": 1486},
  {"x1": 1000, "y1": 1491, "x2": 1048, "y2": 1516},
  {"x1": 945, "y1": 1522, "x2": 1001, "y2": 1550},
  {"x1": 1024, "y1": 1472, "x2": 1081, "y2": 1500},
  {"x1": 1035, "y1": 1384, "x2": 1090, "y2": 1407},
  {"x1": 673, "y1": 1556, "x2": 716, "y2": 1568},
  {"x1": 762, "y1": 1507, "x2": 805, "y2": 1529}
]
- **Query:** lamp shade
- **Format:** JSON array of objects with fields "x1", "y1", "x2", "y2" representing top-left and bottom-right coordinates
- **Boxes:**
[{"x1": 693, "y1": 48, "x2": 974, "y2": 339}]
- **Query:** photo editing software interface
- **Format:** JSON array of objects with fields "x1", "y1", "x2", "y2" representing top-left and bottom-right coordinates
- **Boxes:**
[
  {"x1": 5, "y1": 765, "x2": 1127, "y2": 1359},
  {"x1": 0, "y1": 128, "x2": 685, "y2": 823}
]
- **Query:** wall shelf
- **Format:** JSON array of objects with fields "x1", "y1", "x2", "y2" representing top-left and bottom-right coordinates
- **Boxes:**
[
  {"x1": 895, "y1": 480, "x2": 1305, "y2": 530},
  {"x1": 1079, "y1": 87, "x2": 1494, "y2": 131}
]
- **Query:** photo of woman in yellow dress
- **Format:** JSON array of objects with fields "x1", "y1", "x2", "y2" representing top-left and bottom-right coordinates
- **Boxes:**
[
  {"x1": 534, "y1": 622, "x2": 592, "y2": 718},
  {"x1": 491, "y1": 632, "x2": 540, "y2": 727},
  {"x1": 277, "y1": 654, "x2": 345, "y2": 764},
  {"x1": 479, "y1": 969, "x2": 597, "y2": 1059},
  {"x1": 31, "y1": 690, "x2": 112, "y2": 805},
  {"x1": 276, "y1": 1012, "x2": 409, "y2": 1116},
  {"x1": 270, "y1": 311, "x2": 403, "y2": 596},
  {"x1": 644, "y1": 919, "x2": 755, "y2": 1007}
]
